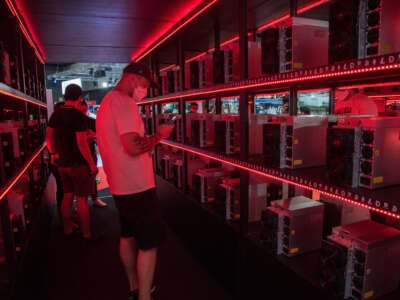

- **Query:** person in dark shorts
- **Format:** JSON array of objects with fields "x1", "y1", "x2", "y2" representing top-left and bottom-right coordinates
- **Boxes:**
[
  {"x1": 76, "y1": 100, "x2": 107, "y2": 208},
  {"x1": 96, "y1": 63, "x2": 174, "y2": 300},
  {"x1": 48, "y1": 101, "x2": 65, "y2": 209},
  {"x1": 46, "y1": 84, "x2": 98, "y2": 239}
]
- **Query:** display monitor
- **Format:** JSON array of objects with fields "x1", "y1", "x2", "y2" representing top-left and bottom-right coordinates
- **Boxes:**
[
  {"x1": 297, "y1": 90, "x2": 330, "y2": 115},
  {"x1": 221, "y1": 96, "x2": 239, "y2": 114},
  {"x1": 161, "y1": 102, "x2": 179, "y2": 114},
  {"x1": 61, "y1": 78, "x2": 82, "y2": 95},
  {"x1": 254, "y1": 93, "x2": 289, "y2": 115},
  {"x1": 186, "y1": 101, "x2": 205, "y2": 113}
]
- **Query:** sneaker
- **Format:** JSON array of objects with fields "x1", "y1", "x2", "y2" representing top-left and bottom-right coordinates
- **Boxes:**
[
  {"x1": 93, "y1": 198, "x2": 108, "y2": 207},
  {"x1": 127, "y1": 285, "x2": 156, "y2": 300},
  {"x1": 127, "y1": 290, "x2": 138, "y2": 300}
]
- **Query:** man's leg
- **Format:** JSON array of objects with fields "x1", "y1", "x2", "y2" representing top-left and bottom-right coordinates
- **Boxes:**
[
  {"x1": 60, "y1": 192, "x2": 75, "y2": 234},
  {"x1": 76, "y1": 195, "x2": 91, "y2": 237},
  {"x1": 49, "y1": 164, "x2": 63, "y2": 208},
  {"x1": 137, "y1": 247, "x2": 157, "y2": 300},
  {"x1": 120, "y1": 237, "x2": 139, "y2": 291},
  {"x1": 93, "y1": 178, "x2": 107, "y2": 207}
]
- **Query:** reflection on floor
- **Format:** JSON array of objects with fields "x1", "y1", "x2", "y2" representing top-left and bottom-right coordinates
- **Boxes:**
[{"x1": 15, "y1": 183, "x2": 233, "y2": 300}]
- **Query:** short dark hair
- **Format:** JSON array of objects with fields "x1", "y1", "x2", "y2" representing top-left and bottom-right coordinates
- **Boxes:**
[{"x1": 64, "y1": 84, "x2": 83, "y2": 101}]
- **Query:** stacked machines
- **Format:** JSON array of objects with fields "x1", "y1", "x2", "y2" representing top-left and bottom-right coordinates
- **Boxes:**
[
  {"x1": 215, "y1": 176, "x2": 269, "y2": 222},
  {"x1": 172, "y1": 158, "x2": 184, "y2": 189},
  {"x1": 213, "y1": 41, "x2": 262, "y2": 84},
  {"x1": 160, "y1": 67, "x2": 181, "y2": 94},
  {"x1": 249, "y1": 114, "x2": 270, "y2": 156},
  {"x1": 158, "y1": 152, "x2": 182, "y2": 181},
  {"x1": 8, "y1": 189, "x2": 27, "y2": 259},
  {"x1": 215, "y1": 177, "x2": 241, "y2": 221},
  {"x1": 326, "y1": 116, "x2": 400, "y2": 189},
  {"x1": 261, "y1": 17, "x2": 329, "y2": 74},
  {"x1": 213, "y1": 115, "x2": 240, "y2": 155},
  {"x1": 157, "y1": 114, "x2": 183, "y2": 142},
  {"x1": 186, "y1": 113, "x2": 215, "y2": 148},
  {"x1": 0, "y1": 118, "x2": 42, "y2": 183},
  {"x1": 321, "y1": 220, "x2": 400, "y2": 300},
  {"x1": 261, "y1": 196, "x2": 324, "y2": 257},
  {"x1": 184, "y1": 54, "x2": 214, "y2": 89},
  {"x1": 262, "y1": 116, "x2": 328, "y2": 168},
  {"x1": 192, "y1": 167, "x2": 229, "y2": 204},
  {"x1": 329, "y1": 0, "x2": 400, "y2": 63},
  {"x1": 172, "y1": 158, "x2": 206, "y2": 190},
  {"x1": 141, "y1": 115, "x2": 154, "y2": 135}
]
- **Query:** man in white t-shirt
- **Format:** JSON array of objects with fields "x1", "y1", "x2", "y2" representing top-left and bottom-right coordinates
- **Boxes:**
[{"x1": 96, "y1": 63, "x2": 173, "y2": 300}]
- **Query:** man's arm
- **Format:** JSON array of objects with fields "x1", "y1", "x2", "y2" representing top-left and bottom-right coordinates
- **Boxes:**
[
  {"x1": 76, "y1": 131, "x2": 98, "y2": 174},
  {"x1": 120, "y1": 132, "x2": 161, "y2": 156},
  {"x1": 120, "y1": 123, "x2": 175, "y2": 157},
  {"x1": 45, "y1": 127, "x2": 56, "y2": 154}
]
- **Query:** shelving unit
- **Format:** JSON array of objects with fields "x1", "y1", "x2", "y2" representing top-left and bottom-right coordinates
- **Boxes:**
[
  {"x1": 135, "y1": 0, "x2": 400, "y2": 299},
  {"x1": 0, "y1": 0, "x2": 48, "y2": 296}
]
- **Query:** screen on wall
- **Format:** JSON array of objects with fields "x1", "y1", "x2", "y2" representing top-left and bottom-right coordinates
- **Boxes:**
[
  {"x1": 254, "y1": 93, "x2": 289, "y2": 115},
  {"x1": 297, "y1": 90, "x2": 330, "y2": 115},
  {"x1": 61, "y1": 78, "x2": 82, "y2": 95},
  {"x1": 221, "y1": 96, "x2": 239, "y2": 114}
]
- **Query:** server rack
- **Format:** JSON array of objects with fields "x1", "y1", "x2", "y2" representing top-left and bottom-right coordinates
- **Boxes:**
[
  {"x1": 0, "y1": 1, "x2": 48, "y2": 295},
  {"x1": 136, "y1": 1, "x2": 400, "y2": 299}
]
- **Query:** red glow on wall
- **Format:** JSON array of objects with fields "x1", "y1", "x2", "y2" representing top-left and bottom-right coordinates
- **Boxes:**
[
  {"x1": 132, "y1": 0, "x2": 219, "y2": 62},
  {"x1": 5, "y1": 0, "x2": 46, "y2": 63},
  {"x1": 159, "y1": 140, "x2": 400, "y2": 219},
  {"x1": 0, "y1": 145, "x2": 46, "y2": 201}
]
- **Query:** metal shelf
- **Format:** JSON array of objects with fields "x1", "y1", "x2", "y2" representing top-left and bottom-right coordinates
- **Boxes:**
[
  {"x1": 159, "y1": 139, "x2": 400, "y2": 219},
  {"x1": 0, "y1": 144, "x2": 46, "y2": 201},
  {"x1": 0, "y1": 83, "x2": 47, "y2": 108},
  {"x1": 139, "y1": 52, "x2": 400, "y2": 105}
]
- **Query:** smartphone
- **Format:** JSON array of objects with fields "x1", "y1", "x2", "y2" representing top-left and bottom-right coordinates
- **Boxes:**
[{"x1": 167, "y1": 115, "x2": 178, "y2": 125}]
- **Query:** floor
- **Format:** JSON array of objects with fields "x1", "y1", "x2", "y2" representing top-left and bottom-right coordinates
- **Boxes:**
[{"x1": 14, "y1": 174, "x2": 233, "y2": 300}]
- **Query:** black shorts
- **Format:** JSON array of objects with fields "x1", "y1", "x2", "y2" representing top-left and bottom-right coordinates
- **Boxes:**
[
  {"x1": 57, "y1": 165, "x2": 96, "y2": 197},
  {"x1": 113, "y1": 188, "x2": 165, "y2": 250}
]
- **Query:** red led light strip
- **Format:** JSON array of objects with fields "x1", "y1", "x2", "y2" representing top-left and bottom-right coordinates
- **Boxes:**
[
  {"x1": 134, "y1": 0, "x2": 219, "y2": 62},
  {"x1": 337, "y1": 81, "x2": 400, "y2": 90},
  {"x1": 140, "y1": 63, "x2": 400, "y2": 105},
  {"x1": 256, "y1": 14, "x2": 291, "y2": 32},
  {"x1": 5, "y1": 0, "x2": 45, "y2": 64},
  {"x1": 297, "y1": 0, "x2": 331, "y2": 14},
  {"x1": 160, "y1": 140, "x2": 400, "y2": 219},
  {"x1": 369, "y1": 94, "x2": 400, "y2": 98},
  {"x1": 0, "y1": 145, "x2": 46, "y2": 201},
  {"x1": 0, "y1": 88, "x2": 47, "y2": 108},
  {"x1": 158, "y1": 0, "x2": 329, "y2": 73},
  {"x1": 297, "y1": 87, "x2": 331, "y2": 93}
]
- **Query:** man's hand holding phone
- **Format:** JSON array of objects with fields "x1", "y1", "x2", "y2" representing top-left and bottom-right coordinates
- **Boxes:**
[{"x1": 157, "y1": 116, "x2": 176, "y2": 139}]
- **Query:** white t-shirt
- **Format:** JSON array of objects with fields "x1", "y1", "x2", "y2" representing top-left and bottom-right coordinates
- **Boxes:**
[{"x1": 96, "y1": 90, "x2": 155, "y2": 195}]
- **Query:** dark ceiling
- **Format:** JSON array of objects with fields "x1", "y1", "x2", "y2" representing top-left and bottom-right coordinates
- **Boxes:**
[{"x1": 16, "y1": 0, "x2": 207, "y2": 63}]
